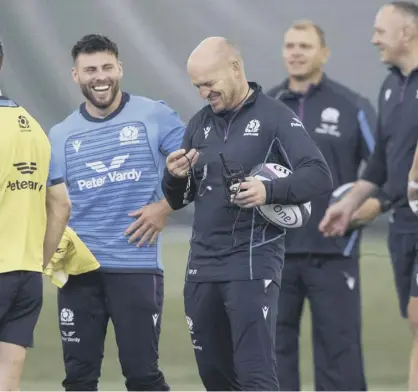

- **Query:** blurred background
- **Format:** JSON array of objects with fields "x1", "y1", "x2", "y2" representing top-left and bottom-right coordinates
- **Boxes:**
[{"x1": 0, "y1": 0, "x2": 412, "y2": 390}]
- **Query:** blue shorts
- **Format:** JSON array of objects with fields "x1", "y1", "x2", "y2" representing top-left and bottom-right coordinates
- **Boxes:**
[{"x1": 0, "y1": 271, "x2": 43, "y2": 347}]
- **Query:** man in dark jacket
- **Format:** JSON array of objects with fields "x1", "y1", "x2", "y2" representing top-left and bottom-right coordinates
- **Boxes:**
[
  {"x1": 267, "y1": 20, "x2": 392, "y2": 391},
  {"x1": 162, "y1": 36, "x2": 333, "y2": 391},
  {"x1": 320, "y1": 2, "x2": 418, "y2": 390}
]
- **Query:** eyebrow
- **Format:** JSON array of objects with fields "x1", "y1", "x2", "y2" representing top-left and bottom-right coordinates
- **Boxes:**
[{"x1": 82, "y1": 63, "x2": 114, "y2": 71}]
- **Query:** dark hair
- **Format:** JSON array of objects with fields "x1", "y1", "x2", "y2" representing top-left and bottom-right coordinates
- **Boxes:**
[
  {"x1": 71, "y1": 34, "x2": 119, "y2": 61},
  {"x1": 390, "y1": 1, "x2": 418, "y2": 21}
]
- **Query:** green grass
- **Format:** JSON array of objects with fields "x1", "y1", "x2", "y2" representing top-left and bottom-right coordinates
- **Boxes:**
[{"x1": 21, "y1": 230, "x2": 410, "y2": 390}]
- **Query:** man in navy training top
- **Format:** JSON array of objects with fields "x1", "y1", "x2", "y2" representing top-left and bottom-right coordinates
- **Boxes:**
[
  {"x1": 320, "y1": 2, "x2": 418, "y2": 390},
  {"x1": 162, "y1": 36, "x2": 333, "y2": 391},
  {"x1": 48, "y1": 34, "x2": 185, "y2": 391},
  {"x1": 267, "y1": 20, "x2": 392, "y2": 391}
]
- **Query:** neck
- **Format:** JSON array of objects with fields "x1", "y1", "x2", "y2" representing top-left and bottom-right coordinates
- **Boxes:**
[
  {"x1": 85, "y1": 90, "x2": 123, "y2": 119},
  {"x1": 231, "y1": 82, "x2": 253, "y2": 111},
  {"x1": 288, "y1": 71, "x2": 323, "y2": 94},
  {"x1": 397, "y1": 48, "x2": 418, "y2": 76}
]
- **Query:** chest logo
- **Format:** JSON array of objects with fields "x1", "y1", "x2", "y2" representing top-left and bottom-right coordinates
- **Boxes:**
[
  {"x1": 72, "y1": 140, "x2": 82, "y2": 153},
  {"x1": 385, "y1": 89, "x2": 392, "y2": 101},
  {"x1": 315, "y1": 107, "x2": 341, "y2": 137},
  {"x1": 204, "y1": 126, "x2": 211, "y2": 139},
  {"x1": 120, "y1": 126, "x2": 139, "y2": 146},
  {"x1": 244, "y1": 119, "x2": 260, "y2": 136}
]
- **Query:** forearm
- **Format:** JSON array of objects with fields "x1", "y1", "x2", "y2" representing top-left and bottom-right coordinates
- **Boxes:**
[
  {"x1": 43, "y1": 206, "x2": 70, "y2": 269},
  {"x1": 344, "y1": 179, "x2": 378, "y2": 213},
  {"x1": 161, "y1": 168, "x2": 193, "y2": 210},
  {"x1": 264, "y1": 160, "x2": 333, "y2": 205}
]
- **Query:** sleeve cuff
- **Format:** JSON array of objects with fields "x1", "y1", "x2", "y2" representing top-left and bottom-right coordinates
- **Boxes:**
[
  {"x1": 262, "y1": 179, "x2": 290, "y2": 205},
  {"x1": 47, "y1": 177, "x2": 65, "y2": 187},
  {"x1": 372, "y1": 188, "x2": 392, "y2": 213},
  {"x1": 164, "y1": 168, "x2": 187, "y2": 187}
]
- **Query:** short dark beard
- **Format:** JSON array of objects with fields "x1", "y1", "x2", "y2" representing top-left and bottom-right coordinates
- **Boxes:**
[{"x1": 81, "y1": 81, "x2": 120, "y2": 109}]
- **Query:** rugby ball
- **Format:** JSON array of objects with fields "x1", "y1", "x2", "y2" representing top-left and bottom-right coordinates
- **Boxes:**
[{"x1": 250, "y1": 163, "x2": 311, "y2": 229}]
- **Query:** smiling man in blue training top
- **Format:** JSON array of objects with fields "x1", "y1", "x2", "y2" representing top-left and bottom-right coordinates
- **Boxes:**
[{"x1": 48, "y1": 34, "x2": 185, "y2": 391}]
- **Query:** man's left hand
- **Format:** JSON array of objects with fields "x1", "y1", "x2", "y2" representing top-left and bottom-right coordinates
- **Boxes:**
[
  {"x1": 125, "y1": 200, "x2": 172, "y2": 247},
  {"x1": 230, "y1": 177, "x2": 266, "y2": 208}
]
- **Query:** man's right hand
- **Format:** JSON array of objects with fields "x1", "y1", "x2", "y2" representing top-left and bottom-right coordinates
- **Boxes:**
[
  {"x1": 166, "y1": 149, "x2": 199, "y2": 178},
  {"x1": 319, "y1": 200, "x2": 354, "y2": 237}
]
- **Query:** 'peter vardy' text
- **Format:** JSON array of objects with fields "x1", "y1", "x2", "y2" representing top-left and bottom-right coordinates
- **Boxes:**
[{"x1": 77, "y1": 169, "x2": 142, "y2": 191}]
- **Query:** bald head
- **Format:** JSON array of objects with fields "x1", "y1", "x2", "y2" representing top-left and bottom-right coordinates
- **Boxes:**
[
  {"x1": 187, "y1": 37, "x2": 242, "y2": 71},
  {"x1": 187, "y1": 37, "x2": 248, "y2": 113}
]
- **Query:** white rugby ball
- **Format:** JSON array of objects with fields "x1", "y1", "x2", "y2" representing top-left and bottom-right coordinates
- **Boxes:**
[{"x1": 250, "y1": 163, "x2": 312, "y2": 229}]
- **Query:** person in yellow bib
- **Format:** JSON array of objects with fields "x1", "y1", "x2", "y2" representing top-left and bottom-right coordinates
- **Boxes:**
[{"x1": 0, "y1": 42, "x2": 71, "y2": 391}]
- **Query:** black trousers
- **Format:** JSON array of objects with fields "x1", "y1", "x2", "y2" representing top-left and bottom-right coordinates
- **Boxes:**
[
  {"x1": 57, "y1": 271, "x2": 168, "y2": 391},
  {"x1": 184, "y1": 279, "x2": 280, "y2": 391},
  {"x1": 276, "y1": 255, "x2": 366, "y2": 391},
  {"x1": 387, "y1": 222, "x2": 418, "y2": 318}
]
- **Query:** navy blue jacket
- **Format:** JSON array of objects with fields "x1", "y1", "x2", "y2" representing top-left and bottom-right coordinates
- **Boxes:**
[
  {"x1": 267, "y1": 75, "x2": 377, "y2": 257},
  {"x1": 362, "y1": 67, "x2": 418, "y2": 231},
  {"x1": 162, "y1": 82, "x2": 332, "y2": 282}
]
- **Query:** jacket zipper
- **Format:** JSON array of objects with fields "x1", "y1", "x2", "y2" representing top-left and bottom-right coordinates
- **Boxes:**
[
  {"x1": 298, "y1": 97, "x2": 305, "y2": 121},
  {"x1": 224, "y1": 100, "x2": 253, "y2": 142}
]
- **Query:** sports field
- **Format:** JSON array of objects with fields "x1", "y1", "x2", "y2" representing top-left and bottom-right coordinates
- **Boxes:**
[{"x1": 21, "y1": 225, "x2": 410, "y2": 391}]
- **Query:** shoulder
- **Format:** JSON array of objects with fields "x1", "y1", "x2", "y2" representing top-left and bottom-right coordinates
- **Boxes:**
[
  {"x1": 2, "y1": 103, "x2": 48, "y2": 137},
  {"x1": 258, "y1": 91, "x2": 298, "y2": 119},
  {"x1": 265, "y1": 82, "x2": 287, "y2": 99},
  {"x1": 322, "y1": 77, "x2": 371, "y2": 111},
  {"x1": 48, "y1": 110, "x2": 80, "y2": 143},
  {"x1": 128, "y1": 94, "x2": 179, "y2": 118},
  {"x1": 186, "y1": 106, "x2": 211, "y2": 128}
]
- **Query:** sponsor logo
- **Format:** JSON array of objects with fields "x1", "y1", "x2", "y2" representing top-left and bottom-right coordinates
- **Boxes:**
[
  {"x1": 61, "y1": 330, "x2": 80, "y2": 344},
  {"x1": 7, "y1": 162, "x2": 42, "y2": 192},
  {"x1": 14, "y1": 162, "x2": 37, "y2": 174},
  {"x1": 78, "y1": 154, "x2": 141, "y2": 191}
]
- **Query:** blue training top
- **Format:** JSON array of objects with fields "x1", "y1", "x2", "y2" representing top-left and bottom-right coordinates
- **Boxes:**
[{"x1": 48, "y1": 92, "x2": 185, "y2": 273}]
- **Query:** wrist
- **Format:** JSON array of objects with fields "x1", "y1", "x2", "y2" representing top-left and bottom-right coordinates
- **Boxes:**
[{"x1": 158, "y1": 198, "x2": 173, "y2": 214}]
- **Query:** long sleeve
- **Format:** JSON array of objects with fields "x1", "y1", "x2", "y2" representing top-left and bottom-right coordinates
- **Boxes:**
[
  {"x1": 357, "y1": 96, "x2": 377, "y2": 161},
  {"x1": 264, "y1": 106, "x2": 333, "y2": 205},
  {"x1": 361, "y1": 112, "x2": 387, "y2": 187},
  {"x1": 161, "y1": 117, "x2": 197, "y2": 210}
]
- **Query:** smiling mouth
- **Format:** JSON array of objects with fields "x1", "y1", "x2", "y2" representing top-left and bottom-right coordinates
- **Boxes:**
[
  {"x1": 209, "y1": 95, "x2": 220, "y2": 103},
  {"x1": 290, "y1": 61, "x2": 306, "y2": 66},
  {"x1": 92, "y1": 85, "x2": 110, "y2": 92}
]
